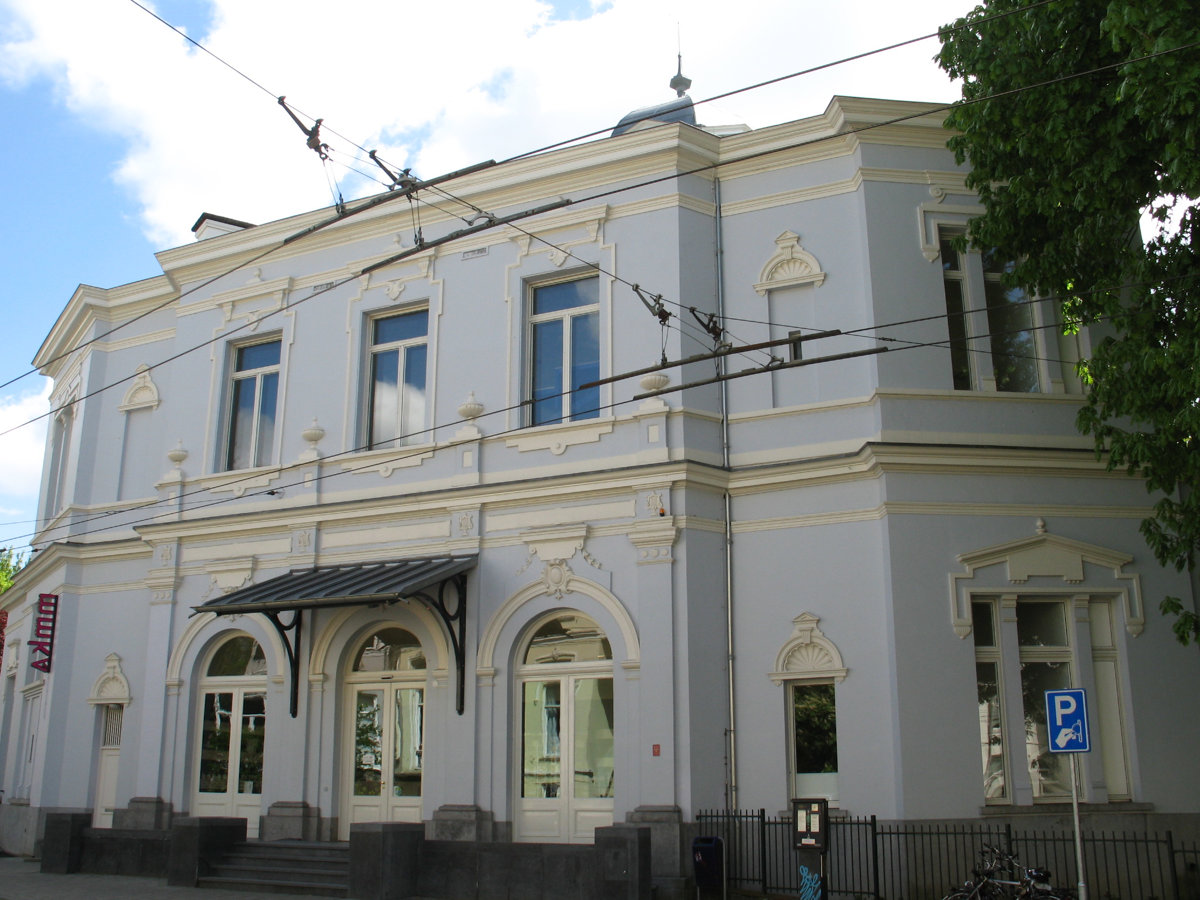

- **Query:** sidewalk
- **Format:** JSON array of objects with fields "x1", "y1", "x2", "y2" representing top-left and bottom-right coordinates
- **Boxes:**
[{"x1": 0, "y1": 854, "x2": 339, "y2": 900}]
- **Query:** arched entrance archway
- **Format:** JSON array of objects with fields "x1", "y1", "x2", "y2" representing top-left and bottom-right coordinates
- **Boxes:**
[{"x1": 515, "y1": 611, "x2": 614, "y2": 843}]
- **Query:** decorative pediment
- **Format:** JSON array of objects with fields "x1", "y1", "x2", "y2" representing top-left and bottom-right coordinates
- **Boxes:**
[
  {"x1": 754, "y1": 231, "x2": 825, "y2": 295},
  {"x1": 87, "y1": 653, "x2": 132, "y2": 706},
  {"x1": 950, "y1": 519, "x2": 1144, "y2": 637},
  {"x1": 203, "y1": 558, "x2": 255, "y2": 599},
  {"x1": 118, "y1": 365, "x2": 161, "y2": 412},
  {"x1": 769, "y1": 612, "x2": 847, "y2": 684}
]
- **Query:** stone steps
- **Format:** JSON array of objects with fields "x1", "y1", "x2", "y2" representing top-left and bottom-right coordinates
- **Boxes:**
[{"x1": 198, "y1": 840, "x2": 349, "y2": 897}]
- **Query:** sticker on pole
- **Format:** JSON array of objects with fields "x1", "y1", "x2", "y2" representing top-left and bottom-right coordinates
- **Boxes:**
[{"x1": 1045, "y1": 688, "x2": 1090, "y2": 753}]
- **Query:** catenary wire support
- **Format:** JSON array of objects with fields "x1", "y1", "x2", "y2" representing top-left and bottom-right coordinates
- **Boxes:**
[
  {"x1": 632, "y1": 284, "x2": 672, "y2": 363},
  {"x1": 368, "y1": 150, "x2": 418, "y2": 191},
  {"x1": 278, "y1": 96, "x2": 330, "y2": 160},
  {"x1": 690, "y1": 306, "x2": 728, "y2": 347}
]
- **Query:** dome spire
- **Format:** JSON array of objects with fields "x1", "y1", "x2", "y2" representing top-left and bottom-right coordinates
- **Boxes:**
[{"x1": 670, "y1": 53, "x2": 691, "y2": 98}]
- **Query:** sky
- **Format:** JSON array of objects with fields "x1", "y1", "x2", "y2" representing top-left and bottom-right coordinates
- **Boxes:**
[{"x1": 0, "y1": 0, "x2": 971, "y2": 552}]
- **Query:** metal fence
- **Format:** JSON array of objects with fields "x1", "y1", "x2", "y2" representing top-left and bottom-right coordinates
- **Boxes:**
[{"x1": 695, "y1": 809, "x2": 1199, "y2": 899}]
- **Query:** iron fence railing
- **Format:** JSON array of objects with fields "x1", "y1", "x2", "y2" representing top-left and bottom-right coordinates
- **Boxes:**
[{"x1": 695, "y1": 809, "x2": 1197, "y2": 899}]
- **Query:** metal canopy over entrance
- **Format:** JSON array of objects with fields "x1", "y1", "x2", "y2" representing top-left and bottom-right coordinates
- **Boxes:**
[{"x1": 195, "y1": 556, "x2": 475, "y2": 717}]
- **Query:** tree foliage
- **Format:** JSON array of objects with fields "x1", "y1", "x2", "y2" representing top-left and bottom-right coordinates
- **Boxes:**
[
  {"x1": 0, "y1": 547, "x2": 25, "y2": 595},
  {"x1": 937, "y1": 0, "x2": 1200, "y2": 642}
]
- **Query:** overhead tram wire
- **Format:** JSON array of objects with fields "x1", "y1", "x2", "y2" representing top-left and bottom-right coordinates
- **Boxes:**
[
  {"x1": 19, "y1": 292, "x2": 1088, "y2": 549},
  {"x1": 71, "y1": 1, "x2": 1144, "y2": 387},
  {"x1": 0, "y1": 158, "x2": 501, "y2": 432},
  {"x1": 7, "y1": 23, "x2": 1195, "y2": 450},
  {"x1": 14, "y1": 376, "x2": 661, "y2": 547},
  {"x1": 495, "y1": 0, "x2": 1066, "y2": 164},
  {"x1": 10, "y1": 32, "x2": 1195, "y2": 443},
  {"x1": 6, "y1": 303, "x2": 1107, "y2": 547}
]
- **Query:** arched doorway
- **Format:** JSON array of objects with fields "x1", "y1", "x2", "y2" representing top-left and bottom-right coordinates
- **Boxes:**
[
  {"x1": 515, "y1": 611, "x2": 614, "y2": 843},
  {"x1": 339, "y1": 627, "x2": 427, "y2": 838},
  {"x1": 192, "y1": 634, "x2": 268, "y2": 836}
]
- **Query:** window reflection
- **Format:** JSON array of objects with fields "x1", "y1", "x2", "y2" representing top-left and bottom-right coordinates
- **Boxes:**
[
  {"x1": 523, "y1": 614, "x2": 611, "y2": 665},
  {"x1": 353, "y1": 628, "x2": 426, "y2": 672}
]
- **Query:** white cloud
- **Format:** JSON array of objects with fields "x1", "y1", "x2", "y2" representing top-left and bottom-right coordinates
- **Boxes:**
[
  {"x1": 0, "y1": 0, "x2": 964, "y2": 248},
  {"x1": 0, "y1": 380, "x2": 50, "y2": 505}
]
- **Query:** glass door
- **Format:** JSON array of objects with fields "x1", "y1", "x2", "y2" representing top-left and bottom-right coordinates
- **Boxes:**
[
  {"x1": 517, "y1": 673, "x2": 614, "y2": 842},
  {"x1": 193, "y1": 689, "x2": 266, "y2": 834},
  {"x1": 343, "y1": 685, "x2": 424, "y2": 834},
  {"x1": 340, "y1": 627, "x2": 428, "y2": 839},
  {"x1": 192, "y1": 636, "x2": 268, "y2": 837},
  {"x1": 515, "y1": 612, "x2": 615, "y2": 844}
]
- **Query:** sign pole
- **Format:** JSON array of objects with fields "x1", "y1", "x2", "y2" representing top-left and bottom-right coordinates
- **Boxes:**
[
  {"x1": 1070, "y1": 752, "x2": 1087, "y2": 900},
  {"x1": 1047, "y1": 688, "x2": 1090, "y2": 900}
]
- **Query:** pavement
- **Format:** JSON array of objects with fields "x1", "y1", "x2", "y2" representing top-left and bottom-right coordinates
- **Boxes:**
[{"x1": 0, "y1": 854, "x2": 344, "y2": 900}]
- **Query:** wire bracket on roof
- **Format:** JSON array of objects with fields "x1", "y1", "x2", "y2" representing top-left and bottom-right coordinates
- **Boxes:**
[
  {"x1": 278, "y1": 96, "x2": 329, "y2": 160},
  {"x1": 369, "y1": 150, "x2": 418, "y2": 191},
  {"x1": 690, "y1": 306, "x2": 728, "y2": 347},
  {"x1": 633, "y1": 284, "x2": 671, "y2": 326}
]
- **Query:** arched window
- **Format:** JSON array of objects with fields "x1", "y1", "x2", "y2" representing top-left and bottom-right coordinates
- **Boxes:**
[{"x1": 770, "y1": 613, "x2": 847, "y2": 803}]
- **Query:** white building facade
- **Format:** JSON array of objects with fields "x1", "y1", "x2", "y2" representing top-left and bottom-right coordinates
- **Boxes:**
[{"x1": 2, "y1": 96, "x2": 1198, "y2": 860}]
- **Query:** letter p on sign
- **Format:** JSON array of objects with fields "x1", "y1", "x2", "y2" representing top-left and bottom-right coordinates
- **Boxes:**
[{"x1": 1045, "y1": 688, "x2": 1090, "y2": 753}]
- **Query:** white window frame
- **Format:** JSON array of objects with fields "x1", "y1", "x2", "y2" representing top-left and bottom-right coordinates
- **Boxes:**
[
  {"x1": 526, "y1": 275, "x2": 601, "y2": 427},
  {"x1": 969, "y1": 593, "x2": 1131, "y2": 806},
  {"x1": 43, "y1": 407, "x2": 73, "y2": 517},
  {"x1": 223, "y1": 337, "x2": 282, "y2": 471},
  {"x1": 769, "y1": 613, "x2": 847, "y2": 804},
  {"x1": 938, "y1": 227, "x2": 1049, "y2": 393},
  {"x1": 364, "y1": 307, "x2": 429, "y2": 449}
]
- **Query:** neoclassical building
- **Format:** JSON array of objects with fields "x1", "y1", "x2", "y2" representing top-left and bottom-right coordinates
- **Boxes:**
[{"x1": 2, "y1": 93, "x2": 1198, "y2": 873}]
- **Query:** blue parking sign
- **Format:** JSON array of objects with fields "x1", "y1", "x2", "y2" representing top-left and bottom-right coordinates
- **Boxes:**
[{"x1": 1045, "y1": 689, "x2": 1090, "y2": 753}]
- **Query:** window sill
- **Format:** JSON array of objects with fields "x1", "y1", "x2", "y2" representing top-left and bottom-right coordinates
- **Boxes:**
[
  {"x1": 980, "y1": 801, "x2": 1152, "y2": 816},
  {"x1": 339, "y1": 443, "x2": 436, "y2": 477},
  {"x1": 506, "y1": 417, "x2": 614, "y2": 456}
]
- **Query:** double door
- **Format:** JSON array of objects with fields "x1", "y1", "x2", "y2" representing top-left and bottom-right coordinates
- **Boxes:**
[
  {"x1": 516, "y1": 675, "x2": 614, "y2": 843},
  {"x1": 193, "y1": 688, "x2": 266, "y2": 836},
  {"x1": 341, "y1": 683, "x2": 424, "y2": 838}
]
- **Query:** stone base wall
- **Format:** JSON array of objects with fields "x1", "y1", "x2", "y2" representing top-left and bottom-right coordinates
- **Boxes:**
[{"x1": 0, "y1": 802, "x2": 40, "y2": 857}]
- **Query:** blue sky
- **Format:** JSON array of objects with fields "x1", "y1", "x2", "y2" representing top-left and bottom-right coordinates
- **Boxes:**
[{"x1": 0, "y1": 0, "x2": 967, "y2": 551}]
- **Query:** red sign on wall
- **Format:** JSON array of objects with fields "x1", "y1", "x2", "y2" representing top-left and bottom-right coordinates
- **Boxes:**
[
  {"x1": 0, "y1": 608, "x2": 7, "y2": 671},
  {"x1": 28, "y1": 594, "x2": 58, "y2": 673}
]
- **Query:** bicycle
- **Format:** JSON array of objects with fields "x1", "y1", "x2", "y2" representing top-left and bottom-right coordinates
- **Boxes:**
[{"x1": 941, "y1": 844, "x2": 1075, "y2": 899}]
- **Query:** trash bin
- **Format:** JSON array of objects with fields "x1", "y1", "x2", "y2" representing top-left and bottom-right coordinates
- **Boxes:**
[{"x1": 692, "y1": 836, "x2": 725, "y2": 898}]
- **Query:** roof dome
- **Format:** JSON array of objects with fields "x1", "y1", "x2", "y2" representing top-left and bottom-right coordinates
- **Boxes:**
[
  {"x1": 611, "y1": 94, "x2": 696, "y2": 136},
  {"x1": 611, "y1": 55, "x2": 697, "y2": 137}
]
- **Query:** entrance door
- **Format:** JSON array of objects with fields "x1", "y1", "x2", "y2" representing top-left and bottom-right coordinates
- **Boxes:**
[
  {"x1": 340, "y1": 628, "x2": 426, "y2": 839},
  {"x1": 92, "y1": 705, "x2": 124, "y2": 828},
  {"x1": 516, "y1": 612, "x2": 615, "y2": 843},
  {"x1": 192, "y1": 636, "x2": 267, "y2": 837}
]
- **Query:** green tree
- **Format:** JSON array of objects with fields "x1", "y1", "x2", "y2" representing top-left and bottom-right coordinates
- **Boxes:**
[
  {"x1": 0, "y1": 547, "x2": 25, "y2": 594},
  {"x1": 936, "y1": 0, "x2": 1200, "y2": 642}
]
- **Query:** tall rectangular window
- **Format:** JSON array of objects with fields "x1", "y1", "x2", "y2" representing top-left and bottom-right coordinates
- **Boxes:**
[
  {"x1": 939, "y1": 229, "x2": 1041, "y2": 392},
  {"x1": 367, "y1": 310, "x2": 428, "y2": 447},
  {"x1": 529, "y1": 277, "x2": 600, "y2": 426},
  {"x1": 226, "y1": 339, "x2": 281, "y2": 470},
  {"x1": 971, "y1": 597, "x2": 1127, "y2": 804},
  {"x1": 791, "y1": 682, "x2": 838, "y2": 800}
]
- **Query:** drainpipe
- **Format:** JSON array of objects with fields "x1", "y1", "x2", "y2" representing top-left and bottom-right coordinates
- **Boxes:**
[{"x1": 714, "y1": 174, "x2": 738, "y2": 810}]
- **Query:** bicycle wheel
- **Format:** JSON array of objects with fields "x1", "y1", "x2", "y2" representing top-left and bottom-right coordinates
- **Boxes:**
[{"x1": 941, "y1": 886, "x2": 993, "y2": 900}]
